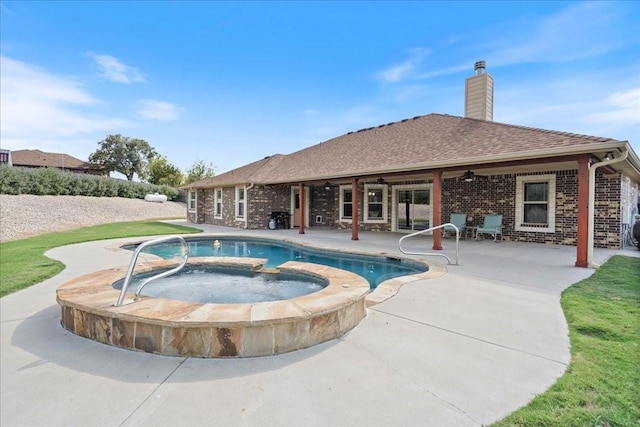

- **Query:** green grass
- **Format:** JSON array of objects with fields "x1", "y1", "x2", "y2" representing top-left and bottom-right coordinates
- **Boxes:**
[
  {"x1": 0, "y1": 221, "x2": 201, "y2": 297},
  {"x1": 492, "y1": 255, "x2": 640, "y2": 427},
  {"x1": 2, "y1": 225, "x2": 638, "y2": 425}
]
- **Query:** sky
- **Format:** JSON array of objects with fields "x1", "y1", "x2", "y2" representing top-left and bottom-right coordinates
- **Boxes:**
[{"x1": 1, "y1": 1, "x2": 639, "y2": 178}]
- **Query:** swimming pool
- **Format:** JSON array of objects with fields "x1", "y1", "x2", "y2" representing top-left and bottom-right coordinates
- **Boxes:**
[{"x1": 123, "y1": 237, "x2": 428, "y2": 288}]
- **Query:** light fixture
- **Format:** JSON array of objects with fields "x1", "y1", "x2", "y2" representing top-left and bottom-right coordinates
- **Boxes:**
[
  {"x1": 603, "y1": 151, "x2": 615, "y2": 161},
  {"x1": 324, "y1": 181, "x2": 332, "y2": 190},
  {"x1": 462, "y1": 170, "x2": 474, "y2": 182},
  {"x1": 376, "y1": 177, "x2": 386, "y2": 185}
]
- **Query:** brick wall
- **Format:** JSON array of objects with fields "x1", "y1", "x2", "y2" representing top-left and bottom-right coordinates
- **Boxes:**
[
  {"x1": 442, "y1": 170, "x2": 622, "y2": 248},
  {"x1": 246, "y1": 185, "x2": 290, "y2": 229},
  {"x1": 186, "y1": 170, "x2": 624, "y2": 249},
  {"x1": 310, "y1": 186, "x2": 336, "y2": 226},
  {"x1": 594, "y1": 172, "x2": 622, "y2": 248}
]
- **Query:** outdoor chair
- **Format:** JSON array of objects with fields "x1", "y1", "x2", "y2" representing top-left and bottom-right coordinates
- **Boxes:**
[
  {"x1": 475, "y1": 214, "x2": 503, "y2": 242},
  {"x1": 443, "y1": 213, "x2": 467, "y2": 238}
]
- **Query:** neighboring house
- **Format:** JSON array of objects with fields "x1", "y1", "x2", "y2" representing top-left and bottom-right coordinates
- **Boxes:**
[
  {"x1": 183, "y1": 62, "x2": 640, "y2": 268},
  {"x1": 0, "y1": 149, "x2": 11, "y2": 166},
  {"x1": 9, "y1": 149, "x2": 103, "y2": 175}
]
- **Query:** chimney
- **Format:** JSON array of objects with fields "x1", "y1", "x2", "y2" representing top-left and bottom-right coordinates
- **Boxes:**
[{"x1": 464, "y1": 60, "x2": 494, "y2": 121}]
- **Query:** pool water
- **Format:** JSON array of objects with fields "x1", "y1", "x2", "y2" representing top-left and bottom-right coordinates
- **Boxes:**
[
  {"x1": 125, "y1": 237, "x2": 427, "y2": 288},
  {"x1": 112, "y1": 265, "x2": 326, "y2": 304}
]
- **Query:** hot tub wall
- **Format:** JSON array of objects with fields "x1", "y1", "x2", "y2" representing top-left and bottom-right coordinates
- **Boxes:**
[{"x1": 57, "y1": 259, "x2": 369, "y2": 358}]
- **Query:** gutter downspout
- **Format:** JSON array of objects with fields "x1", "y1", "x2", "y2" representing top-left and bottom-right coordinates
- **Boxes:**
[{"x1": 588, "y1": 149, "x2": 628, "y2": 267}]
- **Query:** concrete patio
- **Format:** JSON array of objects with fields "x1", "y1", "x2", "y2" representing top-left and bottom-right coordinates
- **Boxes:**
[{"x1": 2, "y1": 223, "x2": 638, "y2": 426}]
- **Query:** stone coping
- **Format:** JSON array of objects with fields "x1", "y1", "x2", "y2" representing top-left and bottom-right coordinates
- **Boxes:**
[{"x1": 57, "y1": 257, "x2": 370, "y2": 357}]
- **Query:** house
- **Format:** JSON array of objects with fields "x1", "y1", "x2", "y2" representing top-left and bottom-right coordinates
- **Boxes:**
[
  {"x1": 9, "y1": 149, "x2": 103, "y2": 175},
  {"x1": 0, "y1": 149, "x2": 11, "y2": 166},
  {"x1": 183, "y1": 62, "x2": 640, "y2": 268}
]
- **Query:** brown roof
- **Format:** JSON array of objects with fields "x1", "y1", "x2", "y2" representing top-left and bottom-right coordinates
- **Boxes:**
[
  {"x1": 190, "y1": 113, "x2": 634, "y2": 187},
  {"x1": 187, "y1": 154, "x2": 286, "y2": 189},
  {"x1": 11, "y1": 149, "x2": 94, "y2": 170}
]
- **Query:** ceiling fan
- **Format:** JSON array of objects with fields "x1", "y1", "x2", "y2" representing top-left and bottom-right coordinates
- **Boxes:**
[{"x1": 460, "y1": 170, "x2": 487, "y2": 182}]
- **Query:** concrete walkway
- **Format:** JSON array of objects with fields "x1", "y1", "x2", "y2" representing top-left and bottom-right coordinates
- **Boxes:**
[{"x1": 2, "y1": 224, "x2": 638, "y2": 426}]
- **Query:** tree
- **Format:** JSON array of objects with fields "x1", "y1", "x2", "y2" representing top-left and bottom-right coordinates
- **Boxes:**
[
  {"x1": 88, "y1": 134, "x2": 157, "y2": 181},
  {"x1": 147, "y1": 156, "x2": 184, "y2": 187},
  {"x1": 184, "y1": 159, "x2": 215, "y2": 184}
]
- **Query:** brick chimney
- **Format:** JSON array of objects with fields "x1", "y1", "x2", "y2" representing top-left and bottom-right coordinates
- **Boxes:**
[{"x1": 464, "y1": 60, "x2": 494, "y2": 121}]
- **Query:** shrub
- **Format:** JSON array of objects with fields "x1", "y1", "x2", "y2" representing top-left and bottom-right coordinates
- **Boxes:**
[{"x1": 0, "y1": 166, "x2": 180, "y2": 200}]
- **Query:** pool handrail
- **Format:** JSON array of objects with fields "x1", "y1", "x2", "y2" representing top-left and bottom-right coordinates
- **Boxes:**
[
  {"x1": 398, "y1": 223, "x2": 459, "y2": 265},
  {"x1": 114, "y1": 235, "x2": 189, "y2": 307}
]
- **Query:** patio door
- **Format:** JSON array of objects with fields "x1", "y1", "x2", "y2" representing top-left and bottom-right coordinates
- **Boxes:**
[{"x1": 394, "y1": 186, "x2": 432, "y2": 232}]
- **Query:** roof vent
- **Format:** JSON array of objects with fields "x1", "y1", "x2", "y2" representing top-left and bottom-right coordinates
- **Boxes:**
[{"x1": 474, "y1": 60, "x2": 486, "y2": 75}]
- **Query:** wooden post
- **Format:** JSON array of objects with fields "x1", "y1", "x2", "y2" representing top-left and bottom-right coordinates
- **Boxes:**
[
  {"x1": 351, "y1": 178, "x2": 359, "y2": 240},
  {"x1": 299, "y1": 183, "x2": 305, "y2": 234},
  {"x1": 432, "y1": 170, "x2": 443, "y2": 250},
  {"x1": 575, "y1": 156, "x2": 589, "y2": 267}
]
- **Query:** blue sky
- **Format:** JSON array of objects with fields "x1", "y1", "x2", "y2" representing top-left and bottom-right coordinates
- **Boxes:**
[{"x1": 1, "y1": 1, "x2": 638, "y2": 177}]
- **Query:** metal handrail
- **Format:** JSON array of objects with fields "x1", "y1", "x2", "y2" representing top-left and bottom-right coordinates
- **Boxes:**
[
  {"x1": 114, "y1": 235, "x2": 189, "y2": 306},
  {"x1": 398, "y1": 223, "x2": 460, "y2": 265}
]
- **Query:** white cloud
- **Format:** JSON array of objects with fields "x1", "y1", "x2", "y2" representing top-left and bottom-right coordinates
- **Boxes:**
[
  {"x1": 587, "y1": 88, "x2": 640, "y2": 124},
  {"x1": 377, "y1": 61, "x2": 414, "y2": 83},
  {"x1": 88, "y1": 53, "x2": 145, "y2": 84},
  {"x1": 376, "y1": 47, "x2": 430, "y2": 83},
  {"x1": 302, "y1": 109, "x2": 320, "y2": 116},
  {"x1": 495, "y1": 70, "x2": 639, "y2": 150},
  {"x1": 392, "y1": 3, "x2": 629, "y2": 83},
  {"x1": 137, "y1": 99, "x2": 182, "y2": 121},
  {"x1": 0, "y1": 56, "x2": 129, "y2": 154},
  {"x1": 487, "y1": 2, "x2": 626, "y2": 67}
]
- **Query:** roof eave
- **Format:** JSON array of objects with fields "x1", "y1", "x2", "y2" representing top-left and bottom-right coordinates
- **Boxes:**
[{"x1": 264, "y1": 141, "x2": 637, "y2": 184}]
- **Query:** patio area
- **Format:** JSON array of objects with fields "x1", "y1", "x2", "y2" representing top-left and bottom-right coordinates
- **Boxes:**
[{"x1": 1, "y1": 222, "x2": 637, "y2": 426}]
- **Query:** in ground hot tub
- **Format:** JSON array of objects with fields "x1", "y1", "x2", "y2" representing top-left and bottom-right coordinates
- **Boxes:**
[{"x1": 57, "y1": 257, "x2": 369, "y2": 358}]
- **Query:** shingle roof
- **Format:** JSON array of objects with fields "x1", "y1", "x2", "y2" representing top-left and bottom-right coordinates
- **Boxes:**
[
  {"x1": 190, "y1": 113, "x2": 628, "y2": 187},
  {"x1": 10, "y1": 149, "x2": 94, "y2": 170},
  {"x1": 187, "y1": 155, "x2": 285, "y2": 189}
]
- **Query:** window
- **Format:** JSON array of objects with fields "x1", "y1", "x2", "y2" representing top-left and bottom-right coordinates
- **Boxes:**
[
  {"x1": 214, "y1": 188, "x2": 222, "y2": 218},
  {"x1": 364, "y1": 184, "x2": 388, "y2": 222},
  {"x1": 235, "y1": 186, "x2": 245, "y2": 219},
  {"x1": 188, "y1": 190, "x2": 197, "y2": 211},
  {"x1": 524, "y1": 182, "x2": 548, "y2": 223},
  {"x1": 515, "y1": 174, "x2": 556, "y2": 233},
  {"x1": 340, "y1": 186, "x2": 353, "y2": 221}
]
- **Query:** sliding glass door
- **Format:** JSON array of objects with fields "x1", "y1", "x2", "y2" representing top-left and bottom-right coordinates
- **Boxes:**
[{"x1": 395, "y1": 187, "x2": 431, "y2": 231}]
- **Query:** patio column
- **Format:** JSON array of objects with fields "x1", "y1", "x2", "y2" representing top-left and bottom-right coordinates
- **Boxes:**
[
  {"x1": 351, "y1": 178, "x2": 359, "y2": 240},
  {"x1": 299, "y1": 183, "x2": 305, "y2": 234},
  {"x1": 575, "y1": 156, "x2": 589, "y2": 267},
  {"x1": 432, "y1": 170, "x2": 443, "y2": 250}
]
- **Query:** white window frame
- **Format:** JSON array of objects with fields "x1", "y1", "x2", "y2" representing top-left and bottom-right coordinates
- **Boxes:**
[
  {"x1": 214, "y1": 188, "x2": 223, "y2": 218},
  {"x1": 363, "y1": 184, "x2": 388, "y2": 223},
  {"x1": 515, "y1": 174, "x2": 556, "y2": 233},
  {"x1": 339, "y1": 185, "x2": 354, "y2": 223},
  {"x1": 235, "y1": 186, "x2": 245, "y2": 219},
  {"x1": 188, "y1": 190, "x2": 197, "y2": 211}
]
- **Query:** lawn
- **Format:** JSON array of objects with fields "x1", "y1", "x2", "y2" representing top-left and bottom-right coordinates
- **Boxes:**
[
  {"x1": 0, "y1": 220, "x2": 201, "y2": 297},
  {"x1": 1, "y1": 225, "x2": 638, "y2": 425},
  {"x1": 492, "y1": 255, "x2": 640, "y2": 427}
]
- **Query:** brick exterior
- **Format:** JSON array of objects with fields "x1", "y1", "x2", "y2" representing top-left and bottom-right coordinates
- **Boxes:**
[
  {"x1": 187, "y1": 170, "x2": 625, "y2": 249},
  {"x1": 442, "y1": 170, "x2": 622, "y2": 248},
  {"x1": 246, "y1": 185, "x2": 290, "y2": 229}
]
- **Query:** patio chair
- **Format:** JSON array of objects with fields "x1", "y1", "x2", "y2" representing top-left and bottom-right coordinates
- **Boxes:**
[
  {"x1": 475, "y1": 214, "x2": 503, "y2": 242},
  {"x1": 443, "y1": 213, "x2": 466, "y2": 238}
]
